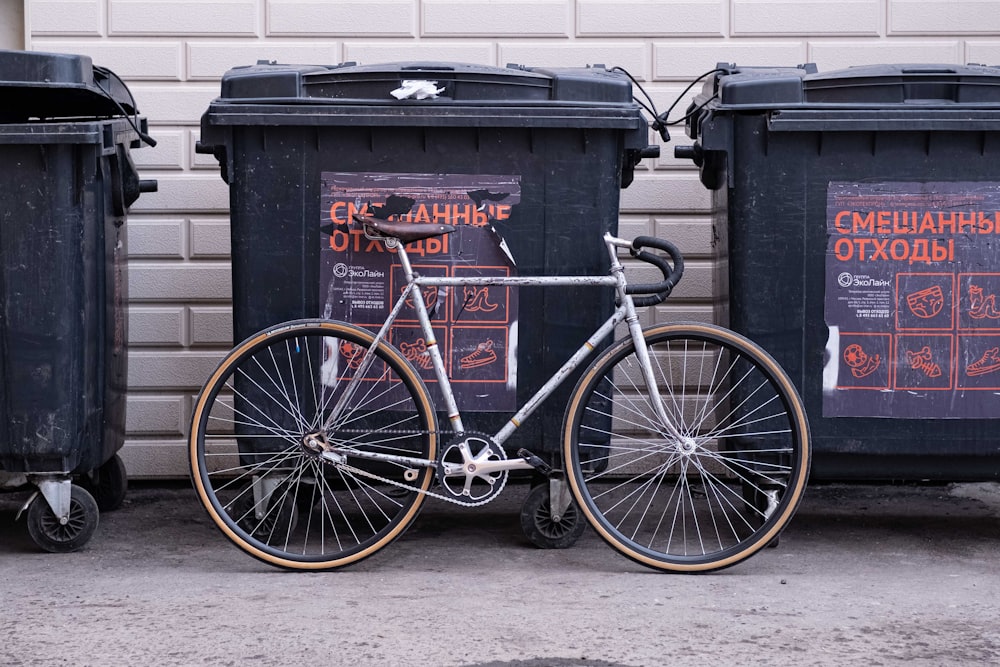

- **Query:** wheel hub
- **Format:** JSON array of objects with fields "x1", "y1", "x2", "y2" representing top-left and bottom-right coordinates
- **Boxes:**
[
  {"x1": 301, "y1": 431, "x2": 329, "y2": 458},
  {"x1": 677, "y1": 437, "x2": 699, "y2": 456}
]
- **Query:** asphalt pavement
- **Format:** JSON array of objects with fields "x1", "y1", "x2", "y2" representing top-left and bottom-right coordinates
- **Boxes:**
[{"x1": 1, "y1": 479, "x2": 999, "y2": 666}]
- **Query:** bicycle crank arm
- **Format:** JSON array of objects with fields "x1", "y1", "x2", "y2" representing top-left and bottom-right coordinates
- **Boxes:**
[
  {"x1": 454, "y1": 457, "x2": 535, "y2": 478},
  {"x1": 447, "y1": 450, "x2": 550, "y2": 478}
]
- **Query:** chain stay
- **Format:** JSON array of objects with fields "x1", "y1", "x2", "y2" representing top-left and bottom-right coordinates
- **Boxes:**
[
  {"x1": 338, "y1": 461, "x2": 505, "y2": 508},
  {"x1": 329, "y1": 428, "x2": 511, "y2": 508}
]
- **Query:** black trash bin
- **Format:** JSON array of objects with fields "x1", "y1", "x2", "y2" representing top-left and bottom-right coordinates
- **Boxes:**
[
  {"x1": 0, "y1": 50, "x2": 156, "y2": 551},
  {"x1": 198, "y1": 61, "x2": 651, "y2": 461},
  {"x1": 680, "y1": 62, "x2": 1000, "y2": 481}
]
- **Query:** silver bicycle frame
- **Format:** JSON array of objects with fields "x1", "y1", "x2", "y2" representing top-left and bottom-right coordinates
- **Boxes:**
[{"x1": 324, "y1": 231, "x2": 680, "y2": 472}]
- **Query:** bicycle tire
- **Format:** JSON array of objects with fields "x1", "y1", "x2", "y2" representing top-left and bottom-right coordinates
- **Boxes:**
[
  {"x1": 190, "y1": 319, "x2": 438, "y2": 570},
  {"x1": 563, "y1": 322, "x2": 810, "y2": 572}
]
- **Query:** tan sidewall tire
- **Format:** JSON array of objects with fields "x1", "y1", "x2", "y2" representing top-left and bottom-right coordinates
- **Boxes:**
[
  {"x1": 562, "y1": 322, "x2": 811, "y2": 572},
  {"x1": 189, "y1": 319, "x2": 438, "y2": 570}
]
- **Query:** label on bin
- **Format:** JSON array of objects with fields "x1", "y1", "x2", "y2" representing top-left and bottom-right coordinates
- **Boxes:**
[
  {"x1": 319, "y1": 171, "x2": 521, "y2": 411},
  {"x1": 824, "y1": 181, "x2": 1000, "y2": 419}
]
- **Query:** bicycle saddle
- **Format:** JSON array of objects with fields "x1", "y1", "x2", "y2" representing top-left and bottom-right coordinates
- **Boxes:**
[{"x1": 353, "y1": 214, "x2": 456, "y2": 243}]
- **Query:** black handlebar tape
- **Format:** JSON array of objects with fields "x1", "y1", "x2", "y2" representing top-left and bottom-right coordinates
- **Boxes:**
[
  {"x1": 625, "y1": 249, "x2": 674, "y2": 295},
  {"x1": 631, "y1": 293, "x2": 665, "y2": 308},
  {"x1": 625, "y1": 236, "x2": 685, "y2": 308},
  {"x1": 625, "y1": 237, "x2": 684, "y2": 294}
]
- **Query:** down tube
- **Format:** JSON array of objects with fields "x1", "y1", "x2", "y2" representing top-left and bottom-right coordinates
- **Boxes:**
[{"x1": 493, "y1": 306, "x2": 628, "y2": 446}]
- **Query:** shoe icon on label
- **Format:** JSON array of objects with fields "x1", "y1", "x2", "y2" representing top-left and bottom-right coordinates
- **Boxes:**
[
  {"x1": 906, "y1": 346, "x2": 942, "y2": 378},
  {"x1": 460, "y1": 339, "x2": 497, "y2": 370},
  {"x1": 966, "y1": 346, "x2": 1000, "y2": 377},
  {"x1": 843, "y1": 343, "x2": 881, "y2": 378},
  {"x1": 968, "y1": 285, "x2": 1000, "y2": 320},
  {"x1": 463, "y1": 286, "x2": 499, "y2": 313}
]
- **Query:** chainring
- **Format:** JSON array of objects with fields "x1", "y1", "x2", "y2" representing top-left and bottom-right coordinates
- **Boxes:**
[{"x1": 435, "y1": 434, "x2": 509, "y2": 505}]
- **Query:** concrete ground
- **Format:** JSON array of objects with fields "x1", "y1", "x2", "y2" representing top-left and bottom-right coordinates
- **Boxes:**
[{"x1": 1, "y1": 479, "x2": 999, "y2": 666}]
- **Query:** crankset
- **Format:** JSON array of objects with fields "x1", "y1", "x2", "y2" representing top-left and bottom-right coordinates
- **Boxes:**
[
  {"x1": 436, "y1": 434, "x2": 509, "y2": 505},
  {"x1": 308, "y1": 428, "x2": 546, "y2": 507}
]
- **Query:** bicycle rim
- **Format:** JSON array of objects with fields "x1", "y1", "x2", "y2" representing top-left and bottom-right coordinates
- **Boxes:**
[
  {"x1": 190, "y1": 319, "x2": 437, "y2": 570},
  {"x1": 564, "y1": 323, "x2": 810, "y2": 572}
]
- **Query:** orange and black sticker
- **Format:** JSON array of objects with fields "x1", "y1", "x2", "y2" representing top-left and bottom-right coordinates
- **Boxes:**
[
  {"x1": 319, "y1": 172, "x2": 521, "y2": 412},
  {"x1": 825, "y1": 181, "x2": 1000, "y2": 419}
]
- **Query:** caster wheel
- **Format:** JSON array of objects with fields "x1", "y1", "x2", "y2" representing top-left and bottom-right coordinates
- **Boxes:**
[
  {"x1": 26, "y1": 484, "x2": 100, "y2": 553},
  {"x1": 520, "y1": 482, "x2": 586, "y2": 549},
  {"x1": 83, "y1": 454, "x2": 128, "y2": 512}
]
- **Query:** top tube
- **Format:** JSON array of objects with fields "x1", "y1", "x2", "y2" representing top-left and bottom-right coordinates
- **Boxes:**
[{"x1": 603, "y1": 233, "x2": 634, "y2": 249}]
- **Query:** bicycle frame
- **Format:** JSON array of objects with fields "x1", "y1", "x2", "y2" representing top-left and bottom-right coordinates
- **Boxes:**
[
  {"x1": 191, "y1": 216, "x2": 810, "y2": 572},
  {"x1": 321, "y1": 231, "x2": 681, "y2": 475}
]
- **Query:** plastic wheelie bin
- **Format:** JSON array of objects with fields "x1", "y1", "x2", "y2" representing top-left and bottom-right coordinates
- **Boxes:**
[
  {"x1": 678, "y1": 62, "x2": 1000, "y2": 480},
  {"x1": 197, "y1": 60, "x2": 653, "y2": 545},
  {"x1": 0, "y1": 50, "x2": 156, "y2": 551}
]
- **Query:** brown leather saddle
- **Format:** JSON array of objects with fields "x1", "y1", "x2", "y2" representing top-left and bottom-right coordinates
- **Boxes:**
[{"x1": 353, "y1": 214, "x2": 456, "y2": 243}]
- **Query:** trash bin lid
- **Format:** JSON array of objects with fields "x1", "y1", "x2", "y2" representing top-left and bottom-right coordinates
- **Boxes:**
[
  {"x1": 711, "y1": 62, "x2": 1000, "y2": 108},
  {"x1": 203, "y1": 61, "x2": 646, "y2": 130},
  {"x1": 0, "y1": 49, "x2": 139, "y2": 122}
]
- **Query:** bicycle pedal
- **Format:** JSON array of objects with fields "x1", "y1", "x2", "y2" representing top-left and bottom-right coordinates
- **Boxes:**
[{"x1": 516, "y1": 449, "x2": 553, "y2": 476}]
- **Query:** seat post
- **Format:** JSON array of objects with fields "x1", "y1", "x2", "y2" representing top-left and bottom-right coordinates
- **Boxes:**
[{"x1": 392, "y1": 236, "x2": 416, "y2": 281}]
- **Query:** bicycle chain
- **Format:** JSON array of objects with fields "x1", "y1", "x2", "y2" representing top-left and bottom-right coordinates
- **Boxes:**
[{"x1": 330, "y1": 428, "x2": 510, "y2": 508}]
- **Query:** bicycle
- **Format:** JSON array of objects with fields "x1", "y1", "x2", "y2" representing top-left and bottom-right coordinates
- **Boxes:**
[{"x1": 189, "y1": 214, "x2": 810, "y2": 573}]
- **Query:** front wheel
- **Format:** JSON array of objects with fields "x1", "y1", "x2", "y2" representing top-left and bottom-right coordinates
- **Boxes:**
[
  {"x1": 189, "y1": 319, "x2": 438, "y2": 570},
  {"x1": 563, "y1": 323, "x2": 810, "y2": 573}
]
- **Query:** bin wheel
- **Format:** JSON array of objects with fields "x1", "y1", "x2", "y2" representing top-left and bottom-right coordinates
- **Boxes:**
[
  {"x1": 83, "y1": 454, "x2": 128, "y2": 512},
  {"x1": 26, "y1": 484, "x2": 100, "y2": 553},
  {"x1": 520, "y1": 482, "x2": 586, "y2": 549}
]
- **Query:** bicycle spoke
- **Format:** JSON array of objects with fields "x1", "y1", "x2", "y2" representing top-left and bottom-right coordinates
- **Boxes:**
[
  {"x1": 566, "y1": 323, "x2": 810, "y2": 572},
  {"x1": 191, "y1": 321, "x2": 437, "y2": 570}
]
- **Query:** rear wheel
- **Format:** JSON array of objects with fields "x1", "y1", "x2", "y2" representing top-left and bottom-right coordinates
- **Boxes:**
[
  {"x1": 190, "y1": 319, "x2": 438, "y2": 570},
  {"x1": 563, "y1": 323, "x2": 810, "y2": 572}
]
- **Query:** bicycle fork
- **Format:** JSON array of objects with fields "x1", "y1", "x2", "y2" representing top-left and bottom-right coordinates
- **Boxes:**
[{"x1": 605, "y1": 235, "x2": 687, "y2": 445}]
